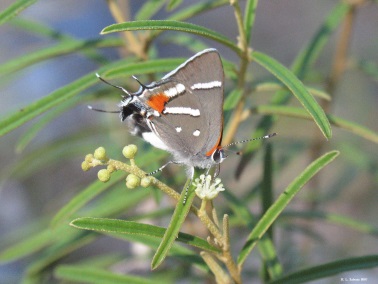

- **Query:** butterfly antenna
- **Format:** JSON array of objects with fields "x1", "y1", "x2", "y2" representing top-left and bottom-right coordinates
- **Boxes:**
[
  {"x1": 87, "y1": 105, "x2": 120, "y2": 114},
  {"x1": 96, "y1": 73, "x2": 131, "y2": 96},
  {"x1": 132, "y1": 75, "x2": 147, "y2": 90},
  {"x1": 223, "y1": 133, "x2": 277, "y2": 149}
]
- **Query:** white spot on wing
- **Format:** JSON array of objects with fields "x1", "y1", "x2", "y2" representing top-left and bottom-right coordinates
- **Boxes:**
[
  {"x1": 191, "y1": 81, "x2": 222, "y2": 90},
  {"x1": 163, "y1": 107, "x2": 200, "y2": 116},
  {"x1": 164, "y1": 84, "x2": 185, "y2": 97},
  {"x1": 175, "y1": 127, "x2": 182, "y2": 133},
  {"x1": 193, "y1": 130, "x2": 200, "y2": 136}
]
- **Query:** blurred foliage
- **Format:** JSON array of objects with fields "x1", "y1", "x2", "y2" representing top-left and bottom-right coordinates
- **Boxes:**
[{"x1": 0, "y1": 0, "x2": 377, "y2": 283}]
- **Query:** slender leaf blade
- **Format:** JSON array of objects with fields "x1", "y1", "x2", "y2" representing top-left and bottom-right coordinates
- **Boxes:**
[
  {"x1": 0, "y1": 0, "x2": 37, "y2": 26},
  {"x1": 244, "y1": 0, "x2": 258, "y2": 43},
  {"x1": 51, "y1": 172, "x2": 125, "y2": 227},
  {"x1": 292, "y1": 2, "x2": 350, "y2": 76},
  {"x1": 151, "y1": 175, "x2": 198, "y2": 269},
  {"x1": 0, "y1": 58, "x2": 190, "y2": 137},
  {"x1": 269, "y1": 255, "x2": 378, "y2": 284},
  {"x1": 168, "y1": 0, "x2": 229, "y2": 22},
  {"x1": 0, "y1": 229, "x2": 52, "y2": 263},
  {"x1": 167, "y1": 0, "x2": 183, "y2": 11},
  {"x1": 135, "y1": 0, "x2": 166, "y2": 20},
  {"x1": 223, "y1": 191, "x2": 283, "y2": 279},
  {"x1": 254, "y1": 81, "x2": 331, "y2": 101},
  {"x1": 235, "y1": 2, "x2": 349, "y2": 177},
  {"x1": 252, "y1": 51, "x2": 332, "y2": 139},
  {"x1": 282, "y1": 210, "x2": 378, "y2": 236},
  {"x1": 238, "y1": 150, "x2": 340, "y2": 267},
  {"x1": 101, "y1": 20, "x2": 241, "y2": 55},
  {"x1": 55, "y1": 265, "x2": 163, "y2": 284},
  {"x1": 253, "y1": 105, "x2": 378, "y2": 144},
  {"x1": 70, "y1": 217, "x2": 219, "y2": 253},
  {"x1": 224, "y1": 89, "x2": 243, "y2": 110},
  {"x1": 0, "y1": 38, "x2": 122, "y2": 76}
]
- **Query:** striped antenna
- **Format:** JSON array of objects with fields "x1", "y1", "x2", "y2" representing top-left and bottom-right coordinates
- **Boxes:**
[
  {"x1": 87, "y1": 105, "x2": 120, "y2": 114},
  {"x1": 96, "y1": 73, "x2": 130, "y2": 96},
  {"x1": 222, "y1": 133, "x2": 277, "y2": 149}
]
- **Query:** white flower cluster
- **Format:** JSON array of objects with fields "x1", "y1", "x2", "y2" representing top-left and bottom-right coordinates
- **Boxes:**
[{"x1": 193, "y1": 174, "x2": 225, "y2": 200}]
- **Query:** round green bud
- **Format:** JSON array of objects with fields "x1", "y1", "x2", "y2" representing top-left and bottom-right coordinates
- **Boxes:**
[
  {"x1": 122, "y1": 144, "x2": 138, "y2": 159},
  {"x1": 125, "y1": 174, "x2": 140, "y2": 189},
  {"x1": 85, "y1": 154, "x2": 93, "y2": 162},
  {"x1": 141, "y1": 176, "x2": 152, "y2": 188},
  {"x1": 94, "y1": 147, "x2": 107, "y2": 160},
  {"x1": 98, "y1": 169, "x2": 111, "y2": 182},
  {"x1": 81, "y1": 161, "x2": 91, "y2": 171}
]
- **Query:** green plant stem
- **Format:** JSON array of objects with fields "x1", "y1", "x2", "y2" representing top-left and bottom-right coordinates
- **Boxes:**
[
  {"x1": 223, "y1": 0, "x2": 250, "y2": 145},
  {"x1": 201, "y1": 252, "x2": 232, "y2": 284},
  {"x1": 106, "y1": 0, "x2": 147, "y2": 59},
  {"x1": 198, "y1": 203, "x2": 223, "y2": 244},
  {"x1": 221, "y1": 215, "x2": 242, "y2": 284}
]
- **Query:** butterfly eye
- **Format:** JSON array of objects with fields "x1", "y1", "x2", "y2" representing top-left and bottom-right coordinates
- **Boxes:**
[{"x1": 212, "y1": 148, "x2": 227, "y2": 164}]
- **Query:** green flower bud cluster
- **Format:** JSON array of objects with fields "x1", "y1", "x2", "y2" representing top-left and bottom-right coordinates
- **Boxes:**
[
  {"x1": 81, "y1": 147, "x2": 108, "y2": 172},
  {"x1": 122, "y1": 144, "x2": 137, "y2": 159},
  {"x1": 82, "y1": 145, "x2": 152, "y2": 189}
]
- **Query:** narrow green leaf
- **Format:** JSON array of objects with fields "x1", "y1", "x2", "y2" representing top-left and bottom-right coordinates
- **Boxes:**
[
  {"x1": 281, "y1": 210, "x2": 378, "y2": 236},
  {"x1": 70, "y1": 217, "x2": 219, "y2": 253},
  {"x1": 168, "y1": 0, "x2": 228, "y2": 22},
  {"x1": 252, "y1": 51, "x2": 332, "y2": 139},
  {"x1": 151, "y1": 173, "x2": 199, "y2": 269},
  {"x1": 224, "y1": 89, "x2": 243, "y2": 110},
  {"x1": 165, "y1": 34, "x2": 209, "y2": 53},
  {"x1": 269, "y1": 255, "x2": 378, "y2": 284},
  {"x1": 55, "y1": 265, "x2": 163, "y2": 284},
  {"x1": 235, "y1": 2, "x2": 349, "y2": 177},
  {"x1": 261, "y1": 144, "x2": 274, "y2": 238},
  {"x1": 244, "y1": 0, "x2": 258, "y2": 43},
  {"x1": 15, "y1": 94, "x2": 89, "y2": 153},
  {"x1": 10, "y1": 18, "x2": 109, "y2": 64},
  {"x1": 102, "y1": 58, "x2": 183, "y2": 78},
  {"x1": 0, "y1": 38, "x2": 122, "y2": 76},
  {"x1": 0, "y1": 0, "x2": 37, "y2": 26},
  {"x1": 101, "y1": 20, "x2": 241, "y2": 55},
  {"x1": 253, "y1": 105, "x2": 378, "y2": 144},
  {"x1": 292, "y1": 2, "x2": 350, "y2": 76},
  {"x1": 88, "y1": 186, "x2": 152, "y2": 219},
  {"x1": 237, "y1": 150, "x2": 340, "y2": 267},
  {"x1": 0, "y1": 229, "x2": 52, "y2": 263},
  {"x1": 0, "y1": 186, "x2": 148, "y2": 264},
  {"x1": 11, "y1": 17, "x2": 73, "y2": 40},
  {"x1": 358, "y1": 59, "x2": 378, "y2": 82},
  {"x1": 51, "y1": 172, "x2": 125, "y2": 227},
  {"x1": 0, "y1": 57, "x2": 191, "y2": 137},
  {"x1": 223, "y1": 190, "x2": 283, "y2": 279},
  {"x1": 305, "y1": 86, "x2": 331, "y2": 101},
  {"x1": 25, "y1": 233, "x2": 95, "y2": 277},
  {"x1": 135, "y1": 0, "x2": 166, "y2": 20},
  {"x1": 254, "y1": 81, "x2": 331, "y2": 101},
  {"x1": 0, "y1": 73, "x2": 95, "y2": 137},
  {"x1": 167, "y1": 0, "x2": 183, "y2": 11}
]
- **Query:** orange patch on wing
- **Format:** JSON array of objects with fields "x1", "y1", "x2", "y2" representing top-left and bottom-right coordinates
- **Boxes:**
[
  {"x1": 206, "y1": 132, "x2": 223, "y2": 157},
  {"x1": 147, "y1": 93, "x2": 169, "y2": 113}
]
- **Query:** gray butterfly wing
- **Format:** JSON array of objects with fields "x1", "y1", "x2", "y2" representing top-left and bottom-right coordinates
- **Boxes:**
[{"x1": 151, "y1": 49, "x2": 224, "y2": 159}]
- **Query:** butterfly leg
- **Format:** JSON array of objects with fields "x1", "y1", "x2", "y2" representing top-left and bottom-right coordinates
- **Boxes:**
[
  {"x1": 147, "y1": 160, "x2": 181, "y2": 176},
  {"x1": 213, "y1": 163, "x2": 221, "y2": 178}
]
